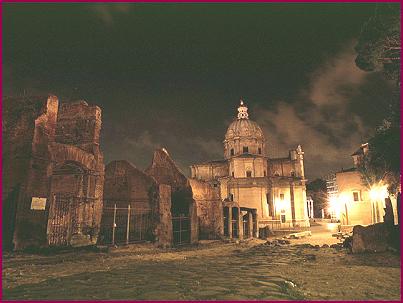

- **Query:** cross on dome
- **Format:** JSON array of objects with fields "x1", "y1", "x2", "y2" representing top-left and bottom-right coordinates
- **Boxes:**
[{"x1": 237, "y1": 98, "x2": 249, "y2": 119}]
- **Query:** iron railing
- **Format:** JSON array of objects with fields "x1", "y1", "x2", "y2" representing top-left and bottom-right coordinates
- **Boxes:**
[
  {"x1": 172, "y1": 214, "x2": 190, "y2": 245},
  {"x1": 99, "y1": 204, "x2": 153, "y2": 246}
]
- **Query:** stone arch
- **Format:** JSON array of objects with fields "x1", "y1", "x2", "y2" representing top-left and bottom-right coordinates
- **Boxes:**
[
  {"x1": 47, "y1": 153, "x2": 102, "y2": 247},
  {"x1": 50, "y1": 143, "x2": 97, "y2": 172},
  {"x1": 53, "y1": 160, "x2": 87, "y2": 175}
]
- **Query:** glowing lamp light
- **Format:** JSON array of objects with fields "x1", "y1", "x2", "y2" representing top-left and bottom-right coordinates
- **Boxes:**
[
  {"x1": 369, "y1": 185, "x2": 388, "y2": 201},
  {"x1": 328, "y1": 196, "x2": 342, "y2": 218},
  {"x1": 338, "y1": 193, "x2": 350, "y2": 204},
  {"x1": 275, "y1": 198, "x2": 287, "y2": 212}
]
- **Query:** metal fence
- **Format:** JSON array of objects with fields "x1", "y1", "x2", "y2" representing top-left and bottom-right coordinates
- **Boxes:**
[
  {"x1": 99, "y1": 204, "x2": 153, "y2": 246},
  {"x1": 172, "y1": 215, "x2": 190, "y2": 245},
  {"x1": 48, "y1": 195, "x2": 97, "y2": 246}
]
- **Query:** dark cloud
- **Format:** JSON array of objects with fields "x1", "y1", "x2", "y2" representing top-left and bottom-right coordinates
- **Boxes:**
[
  {"x1": 4, "y1": 3, "x2": 396, "y2": 179},
  {"x1": 254, "y1": 45, "x2": 391, "y2": 179}
]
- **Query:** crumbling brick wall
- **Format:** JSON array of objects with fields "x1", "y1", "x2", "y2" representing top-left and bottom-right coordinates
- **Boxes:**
[
  {"x1": 154, "y1": 184, "x2": 173, "y2": 248},
  {"x1": 48, "y1": 100, "x2": 104, "y2": 248},
  {"x1": 146, "y1": 149, "x2": 199, "y2": 245},
  {"x1": 6, "y1": 95, "x2": 59, "y2": 250},
  {"x1": 189, "y1": 178, "x2": 223, "y2": 239},
  {"x1": 101, "y1": 160, "x2": 159, "y2": 244},
  {"x1": 55, "y1": 101, "x2": 102, "y2": 155},
  {"x1": 7, "y1": 96, "x2": 104, "y2": 250},
  {"x1": 103, "y1": 160, "x2": 157, "y2": 209}
]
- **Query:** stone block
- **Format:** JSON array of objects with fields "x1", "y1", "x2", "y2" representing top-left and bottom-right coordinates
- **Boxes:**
[{"x1": 352, "y1": 223, "x2": 399, "y2": 253}]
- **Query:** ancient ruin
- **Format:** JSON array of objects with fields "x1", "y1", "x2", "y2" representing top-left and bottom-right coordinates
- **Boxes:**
[
  {"x1": 3, "y1": 96, "x2": 311, "y2": 250},
  {"x1": 101, "y1": 160, "x2": 158, "y2": 245},
  {"x1": 101, "y1": 149, "x2": 198, "y2": 248},
  {"x1": 145, "y1": 149, "x2": 199, "y2": 246},
  {"x1": 3, "y1": 95, "x2": 104, "y2": 250}
]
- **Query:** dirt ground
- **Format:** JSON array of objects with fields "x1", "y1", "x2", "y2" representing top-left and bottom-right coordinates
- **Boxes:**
[{"x1": 2, "y1": 224, "x2": 401, "y2": 301}]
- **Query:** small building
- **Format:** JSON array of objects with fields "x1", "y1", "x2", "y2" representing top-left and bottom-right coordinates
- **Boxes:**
[
  {"x1": 3, "y1": 95, "x2": 105, "y2": 250},
  {"x1": 190, "y1": 100, "x2": 310, "y2": 239},
  {"x1": 332, "y1": 143, "x2": 399, "y2": 228}
]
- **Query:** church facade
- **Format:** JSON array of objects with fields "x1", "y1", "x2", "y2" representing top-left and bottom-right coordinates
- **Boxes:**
[{"x1": 190, "y1": 101, "x2": 310, "y2": 239}]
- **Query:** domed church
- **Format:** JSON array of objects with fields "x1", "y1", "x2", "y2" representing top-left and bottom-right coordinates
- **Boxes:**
[{"x1": 190, "y1": 100, "x2": 310, "y2": 239}]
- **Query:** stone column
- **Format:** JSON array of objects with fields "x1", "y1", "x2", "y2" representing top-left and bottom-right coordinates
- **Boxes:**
[
  {"x1": 253, "y1": 211, "x2": 259, "y2": 238},
  {"x1": 248, "y1": 211, "x2": 253, "y2": 238},
  {"x1": 290, "y1": 182, "x2": 296, "y2": 227},
  {"x1": 238, "y1": 207, "x2": 243, "y2": 240},
  {"x1": 228, "y1": 206, "x2": 232, "y2": 239}
]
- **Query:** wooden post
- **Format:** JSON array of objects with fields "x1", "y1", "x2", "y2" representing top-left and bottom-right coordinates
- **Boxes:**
[
  {"x1": 112, "y1": 203, "x2": 117, "y2": 246},
  {"x1": 126, "y1": 205, "x2": 130, "y2": 245}
]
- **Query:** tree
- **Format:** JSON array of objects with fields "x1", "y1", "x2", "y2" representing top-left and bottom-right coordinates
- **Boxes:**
[
  {"x1": 355, "y1": 4, "x2": 401, "y2": 196},
  {"x1": 355, "y1": 4, "x2": 400, "y2": 83},
  {"x1": 307, "y1": 178, "x2": 328, "y2": 218}
]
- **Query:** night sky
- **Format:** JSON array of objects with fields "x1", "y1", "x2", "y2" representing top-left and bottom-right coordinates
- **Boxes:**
[{"x1": 3, "y1": 3, "x2": 399, "y2": 179}]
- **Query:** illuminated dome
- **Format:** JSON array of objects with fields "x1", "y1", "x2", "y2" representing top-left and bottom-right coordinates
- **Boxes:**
[
  {"x1": 225, "y1": 118, "x2": 264, "y2": 141},
  {"x1": 223, "y1": 100, "x2": 266, "y2": 159}
]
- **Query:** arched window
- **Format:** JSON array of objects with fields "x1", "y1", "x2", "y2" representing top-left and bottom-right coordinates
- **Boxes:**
[
  {"x1": 230, "y1": 148, "x2": 234, "y2": 156},
  {"x1": 290, "y1": 171, "x2": 295, "y2": 177},
  {"x1": 258, "y1": 147, "x2": 262, "y2": 154},
  {"x1": 246, "y1": 171, "x2": 252, "y2": 177}
]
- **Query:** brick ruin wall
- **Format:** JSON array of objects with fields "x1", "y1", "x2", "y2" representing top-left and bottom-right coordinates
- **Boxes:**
[
  {"x1": 146, "y1": 149, "x2": 199, "y2": 244},
  {"x1": 102, "y1": 160, "x2": 160, "y2": 243},
  {"x1": 189, "y1": 178, "x2": 223, "y2": 239},
  {"x1": 4, "y1": 96, "x2": 105, "y2": 250},
  {"x1": 4, "y1": 96, "x2": 58, "y2": 250}
]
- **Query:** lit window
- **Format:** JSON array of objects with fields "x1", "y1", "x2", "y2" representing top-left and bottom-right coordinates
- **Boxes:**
[
  {"x1": 353, "y1": 191, "x2": 360, "y2": 201},
  {"x1": 246, "y1": 171, "x2": 252, "y2": 177},
  {"x1": 243, "y1": 146, "x2": 249, "y2": 153},
  {"x1": 230, "y1": 148, "x2": 234, "y2": 156}
]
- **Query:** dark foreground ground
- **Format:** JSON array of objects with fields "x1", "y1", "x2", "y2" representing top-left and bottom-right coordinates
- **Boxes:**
[{"x1": 2, "y1": 231, "x2": 401, "y2": 301}]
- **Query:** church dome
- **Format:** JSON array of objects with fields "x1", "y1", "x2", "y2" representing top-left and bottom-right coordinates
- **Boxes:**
[
  {"x1": 223, "y1": 100, "x2": 266, "y2": 159},
  {"x1": 224, "y1": 100, "x2": 264, "y2": 141},
  {"x1": 225, "y1": 118, "x2": 264, "y2": 141}
]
